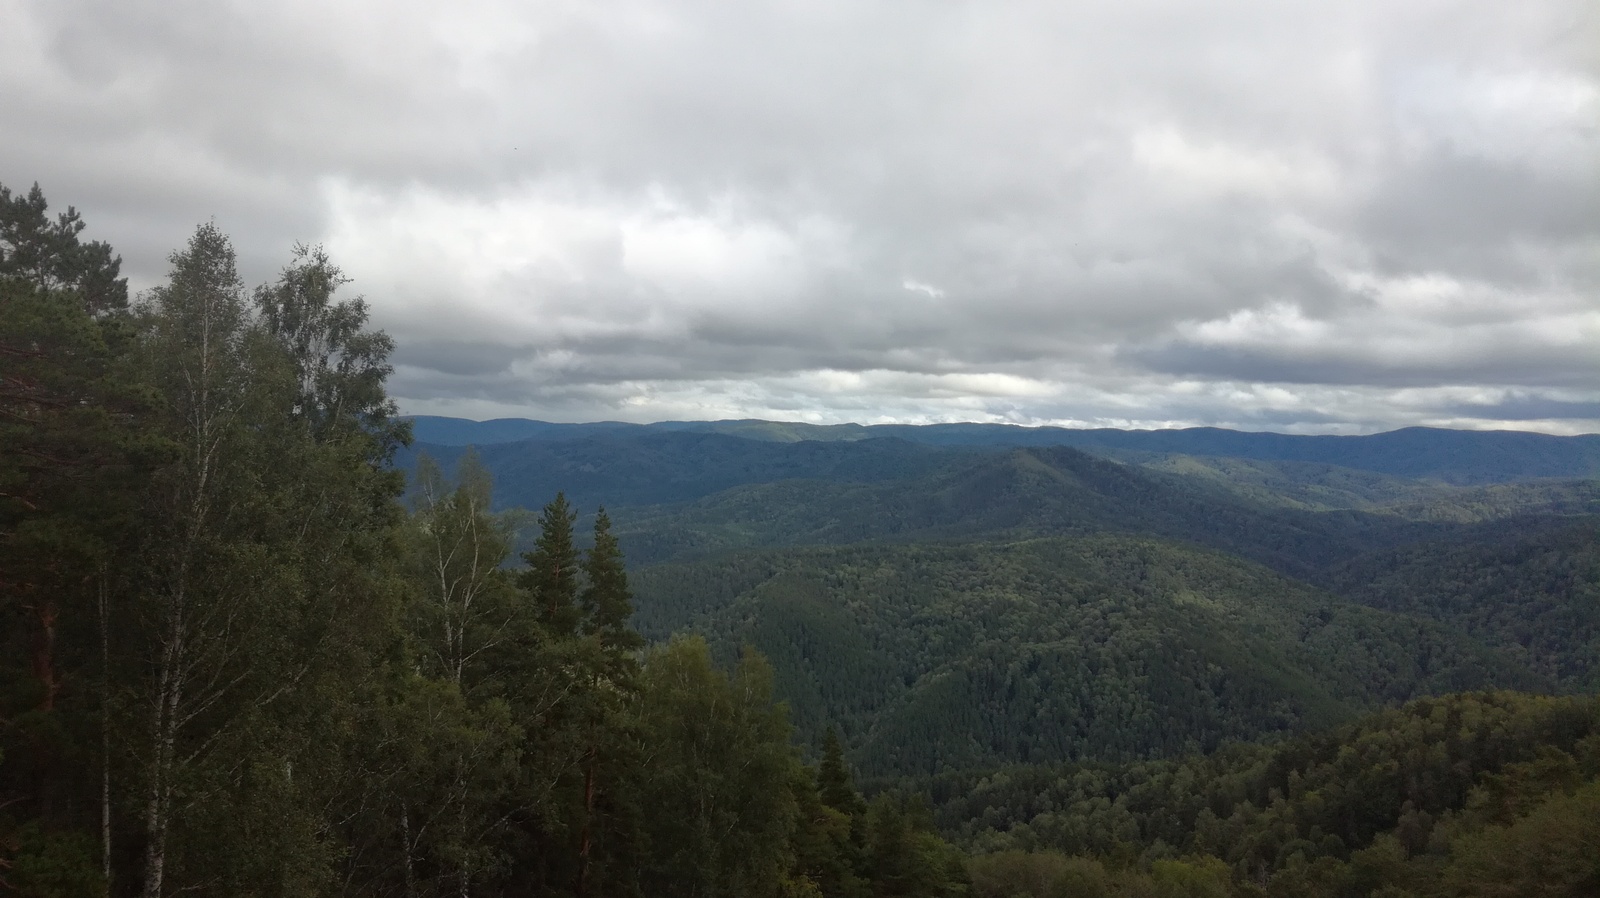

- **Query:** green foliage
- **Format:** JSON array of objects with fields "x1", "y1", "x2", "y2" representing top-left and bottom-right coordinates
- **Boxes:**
[
  {"x1": 1121, "y1": 452, "x2": 1600, "y2": 521},
  {"x1": 630, "y1": 636, "x2": 801, "y2": 898},
  {"x1": 819, "y1": 727, "x2": 868, "y2": 817},
  {"x1": 405, "y1": 416, "x2": 1600, "y2": 485},
  {"x1": 1439, "y1": 778, "x2": 1600, "y2": 896},
  {"x1": 254, "y1": 242, "x2": 406, "y2": 449},
  {"x1": 610, "y1": 445, "x2": 1524, "y2": 579},
  {"x1": 583, "y1": 508, "x2": 645, "y2": 653},
  {"x1": 1320, "y1": 517, "x2": 1600, "y2": 688},
  {"x1": 929, "y1": 693, "x2": 1600, "y2": 891},
  {"x1": 7, "y1": 824, "x2": 105, "y2": 898},
  {"x1": 0, "y1": 180, "x2": 127, "y2": 314},
  {"x1": 864, "y1": 793, "x2": 972, "y2": 897},
  {"x1": 400, "y1": 430, "x2": 955, "y2": 513},
  {"x1": 409, "y1": 448, "x2": 521, "y2": 685},
  {"x1": 521, "y1": 491, "x2": 584, "y2": 637},
  {"x1": 634, "y1": 536, "x2": 1538, "y2": 776}
]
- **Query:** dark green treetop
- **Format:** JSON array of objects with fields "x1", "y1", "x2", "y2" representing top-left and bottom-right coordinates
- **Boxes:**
[
  {"x1": 522, "y1": 491, "x2": 583, "y2": 637},
  {"x1": 581, "y1": 508, "x2": 645, "y2": 653},
  {"x1": 819, "y1": 726, "x2": 867, "y2": 817},
  {"x1": 0, "y1": 181, "x2": 127, "y2": 315}
]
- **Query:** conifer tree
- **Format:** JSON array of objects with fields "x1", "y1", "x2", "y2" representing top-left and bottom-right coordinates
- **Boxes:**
[
  {"x1": 570, "y1": 508, "x2": 646, "y2": 897},
  {"x1": 0, "y1": 181, "x2": 128, "y2": 314},
  {"x1": 818, "y1": 726, "x2": 867, "y2": 817},
  {"x1": 0, "y1": 182, "x2": 148, "y2": 895},
  {"x1": 581, "y1": 507, "x2": 644, "y2": 654},
  {"x1": 520, "y1": 492, "x2": 582, "y2": 638}
]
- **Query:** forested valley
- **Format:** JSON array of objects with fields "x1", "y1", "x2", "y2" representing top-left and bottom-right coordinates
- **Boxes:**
[{"x1": 4, "y1": 182, "x2": 1598, "y2": 897}]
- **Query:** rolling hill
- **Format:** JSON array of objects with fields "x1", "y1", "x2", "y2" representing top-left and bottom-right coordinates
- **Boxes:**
[
  {"x1": 608, "y1": 445, "x2": 1515, "y2": 574},
  {"x1": 396, "y1": 416, "x2": 1597, "y2": 784},
  {"x1": 1317, "y1": 516, "x2": 1600, "y2": 689},
  {"x1": 630, "y1": 535, "x2": 1543, "y2": 777},
  {"x1": 397, "y1": 431, "x2": 966, "y2": 512}
]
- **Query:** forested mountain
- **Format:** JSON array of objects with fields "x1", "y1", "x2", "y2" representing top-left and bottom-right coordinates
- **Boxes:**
[
  {"x1": 397, "y1": 432, "x2": 962, "y2": 512},
  {"x1": 630, "y1": 536, "x2": 1543, "y2": 777},
  {"x1": 6, "y1": 181, "x2": 1597, "y2": 897},
  {"x1": 1113, "y1": 452, "x2": 1600, "y2": 517},
  {"x1": 607, "y1": 446, "x2": 1597, "y2": 574},
  {"x1": 1317, "y1": 517, "x2": 1600, "y2": 689},
  {"x1": 406, "y1": 414, "x2": 1600, "y2": 484}
]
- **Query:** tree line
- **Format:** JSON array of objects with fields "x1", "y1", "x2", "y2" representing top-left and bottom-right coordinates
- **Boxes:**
[{"x1": 0, "y1": 182, "x2": 970, "y2": 897}]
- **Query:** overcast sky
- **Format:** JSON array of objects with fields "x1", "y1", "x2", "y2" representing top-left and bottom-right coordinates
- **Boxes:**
[{"x1": 4, "y1": 1, "x2": 1596, "y2": 433}]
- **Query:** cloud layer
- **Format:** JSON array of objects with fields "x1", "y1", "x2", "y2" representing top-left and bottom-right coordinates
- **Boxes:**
[{"x1": 4, "y1": 0, "x2": 1596, "y2": 432}]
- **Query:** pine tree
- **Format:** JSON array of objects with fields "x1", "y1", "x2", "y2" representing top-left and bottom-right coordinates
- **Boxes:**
[
  {"x1": 0, "y1": 182, "x2": 148, "y2": 896},
  {"x1": 0, "y1": 181, "x2": 128, "y2": 315}
]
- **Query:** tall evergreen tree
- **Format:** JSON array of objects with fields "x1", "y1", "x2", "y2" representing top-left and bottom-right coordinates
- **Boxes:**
[
  {"x1": 521, "y1": 492, "x2": 582, "y2": 638},
  {"x1": 818, "y1": 727, "x2": 867, "y2": 818},
  {"x1": 572, "y1": 508, "x2": 645, "y2": 898},
  {"x1": 581, "y1": 508, "x2": 645, "y2": 654},
  {"x1": 0, "y1": 182, "x2": 149, "y2": 897}
]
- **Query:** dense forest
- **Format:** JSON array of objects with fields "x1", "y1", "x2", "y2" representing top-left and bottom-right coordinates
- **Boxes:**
[
  {"x1": 0, "y1": 183, "x2": 971, "y2": 897},
  {"x1": 4, "y1": 182, "x2": 1598, "y2": 897}
]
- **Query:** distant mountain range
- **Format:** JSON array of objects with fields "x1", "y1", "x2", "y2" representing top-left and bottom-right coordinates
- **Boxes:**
[
  {"x1": 404, "y1": 415, "x2": 1600, "y2": 484},
  {"x1": 395, "y1": 414, "x2": 1600, "y2": 777}
]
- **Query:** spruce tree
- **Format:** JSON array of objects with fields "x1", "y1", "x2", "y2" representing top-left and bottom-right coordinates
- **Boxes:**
[
  {"x1": 580, "y1": 508, "x2": 645, "y2": 654},
  {"x1": 818, "y1": 726, "x2": 867, "y2": 817},
  {"x1": 520, "y1": 492, "x2": 582, "y2": 638}
]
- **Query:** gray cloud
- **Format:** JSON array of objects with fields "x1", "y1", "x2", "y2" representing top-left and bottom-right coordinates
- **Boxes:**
[
  {"x1": 1439, "y1": 396, "x2": 1600, "y2": 421},
  {"x1": 3, "y1": 0, "x2": 1596, "y2": 433}
]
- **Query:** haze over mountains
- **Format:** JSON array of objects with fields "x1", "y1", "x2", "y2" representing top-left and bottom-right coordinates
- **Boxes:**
[{"x1": 399, "y1": 416, "x2": 1600, "y2": 779}]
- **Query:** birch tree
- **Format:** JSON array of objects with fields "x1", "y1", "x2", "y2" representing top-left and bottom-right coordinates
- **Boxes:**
[
  {"x1": 129, "y1": 226, "x2": 412, "y2": 896},
  {"x1": 134, "y1": 223, "x2": 254, "y2": 898}
]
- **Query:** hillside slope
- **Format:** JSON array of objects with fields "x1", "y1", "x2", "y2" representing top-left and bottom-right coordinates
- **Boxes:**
[
  {"x1": 631, "y1": 535, "x2": 1542, "y2": 777},
  {"x1": 612, "y1": 446, "x2": 1465, "y2": 574},
  {"x1": 398, "y1": 432, "x2": 965, "y2": 511},
  {"x1": 1319, "y1": 517, "x2": 1600, "y2": 688}
]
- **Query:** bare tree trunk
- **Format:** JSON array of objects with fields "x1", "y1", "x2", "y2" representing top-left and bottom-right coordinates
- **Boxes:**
[
  {"x1": 141, "y1": 724, "x2": 169, "y2": 898},
  {"x1": 142, "y1": 600, "x2": 184, "y2": 898},
  {"x1": 401, "y1": 802, "x2": 417, "y2": 898}
]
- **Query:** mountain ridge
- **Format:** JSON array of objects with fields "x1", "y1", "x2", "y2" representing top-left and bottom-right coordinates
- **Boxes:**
[{"x1": 404, "y1": 415, "x2": 1600, "y2": 484}]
